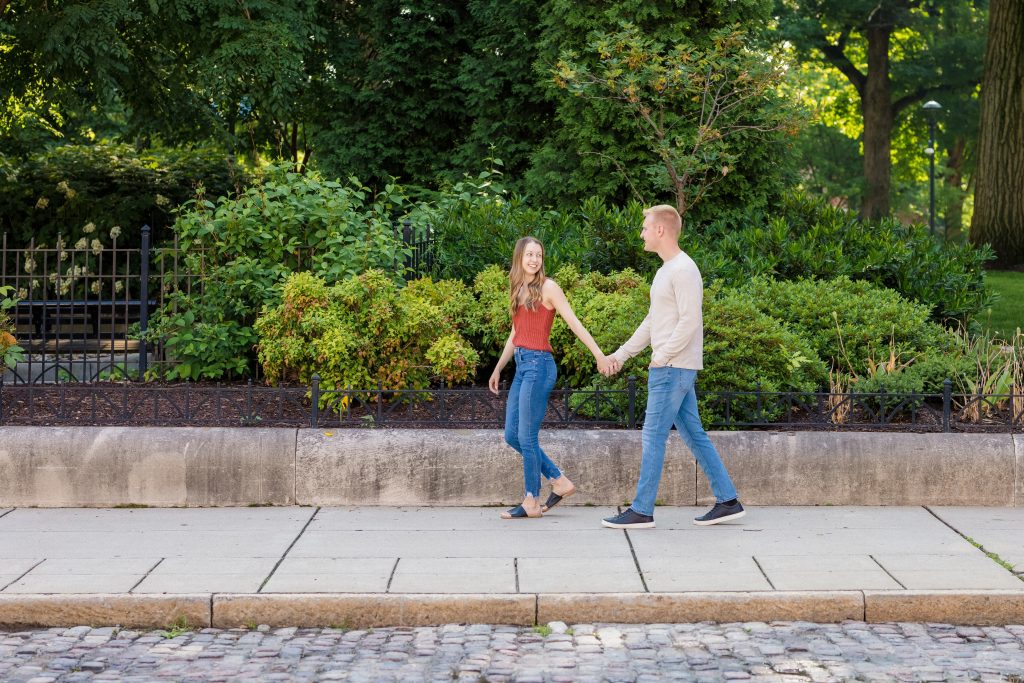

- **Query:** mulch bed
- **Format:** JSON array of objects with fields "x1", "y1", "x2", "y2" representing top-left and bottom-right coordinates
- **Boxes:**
[{"x1": 0, "y1": 380, "x2": 1020, "y2": 433}]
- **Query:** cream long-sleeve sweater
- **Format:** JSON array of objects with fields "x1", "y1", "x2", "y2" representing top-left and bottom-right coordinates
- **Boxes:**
[{"x1": 610, "y1": 250, "x2": 704, "y2": 370}]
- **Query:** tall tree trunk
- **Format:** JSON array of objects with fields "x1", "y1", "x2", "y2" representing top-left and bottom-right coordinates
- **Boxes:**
[
  {"x1": 971, "y1": 0, "x2": 1024, "y2": 267},
  {"x1": 860, "y1": 25, "x2": 894, "y2": 220}
]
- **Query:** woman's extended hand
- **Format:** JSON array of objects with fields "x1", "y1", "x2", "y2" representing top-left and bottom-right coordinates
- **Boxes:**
[{"x1": 488, "y1": 370, "x2": 502, "y2": 395}]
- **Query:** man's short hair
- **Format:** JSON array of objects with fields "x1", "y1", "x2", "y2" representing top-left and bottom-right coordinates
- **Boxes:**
[{"x1": 643, "y1": 204, "x2": 681, "y2": 235}]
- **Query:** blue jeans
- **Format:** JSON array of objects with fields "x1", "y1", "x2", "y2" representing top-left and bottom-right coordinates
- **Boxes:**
[
  {"x1": 504, "y1": 347, "x2": 562, "y2": 498},
  {"x1": 631, "y1": 367, "x2": 737, "y2": 516}
]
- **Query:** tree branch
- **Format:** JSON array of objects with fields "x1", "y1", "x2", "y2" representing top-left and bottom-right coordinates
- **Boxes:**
[
  {"x1": 892, "y1": 83, "x2": 974, "y2": 116},
  {"x1": 817, "y1": 32, "x2": 867, "y2": 96}
]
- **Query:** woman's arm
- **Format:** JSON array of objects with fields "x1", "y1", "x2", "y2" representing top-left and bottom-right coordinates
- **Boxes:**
[
  {"x1": 488, "y1": 327, "x2": 516, "y2": 394},
  {"x1": 544, "y1": 280, "x2": 614, "y2": 374}
]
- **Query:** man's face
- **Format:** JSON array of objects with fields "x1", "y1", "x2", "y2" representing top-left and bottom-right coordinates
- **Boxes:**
[{"x1": 640, "y1": 215, "x2": 659, "y2": 252}]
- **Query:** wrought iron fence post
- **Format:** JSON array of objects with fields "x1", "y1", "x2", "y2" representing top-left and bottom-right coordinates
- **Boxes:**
[
  {"x1": 376, "y1": 380, "x2": 384, "y2": 426},
  {"x1": 139, "y1": 225, "x2": 151, "y2": 379},
  {"x1": 942, "y1": 378, "x2": 951, "y2": 432},
  {"x1": 627, "y1": 375, "x2": 637, "y2": 429},
  {"x1": 0, "y1": 376, "x2": 4, "y2": 425},
  {"x1": 311, "y1": 374, "x2": 320, "y2": 428},
  {"x1": 403, "y1": 219, "x2": 413, "y2": 275},
  {"x1": 246, "y1": 378, "x2": 254, "y2": 423},
  {"x1": 755, "y1": 381, "x2": 763, "y2": 420}
]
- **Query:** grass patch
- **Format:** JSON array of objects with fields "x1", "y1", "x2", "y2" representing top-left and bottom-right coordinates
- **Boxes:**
[
  {"x1": 981, "y1": 270, "x2": 1024, "y2": 340},
  {"x1": 533, "y1": 625, "x2": 552, "y2": 637},
  {"x1": 964, "y1": 535, "x2": 1021, "y2": 577},
  {"x1": 161, "y1": 615, "x2": 193, "y2": 639}
]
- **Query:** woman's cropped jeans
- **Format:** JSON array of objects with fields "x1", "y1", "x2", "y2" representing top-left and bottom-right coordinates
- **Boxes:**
[
  {"x1": 631, "y1": 366, "x2": 738, "y2": 516},
  {"x1": 504, "y1": 347, "x2": 562, "y2": 498}
]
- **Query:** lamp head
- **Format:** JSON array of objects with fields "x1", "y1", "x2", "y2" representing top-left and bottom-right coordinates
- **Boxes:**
[{"x1": 922, "y1": 100, "x2": 942, "y2": 121}]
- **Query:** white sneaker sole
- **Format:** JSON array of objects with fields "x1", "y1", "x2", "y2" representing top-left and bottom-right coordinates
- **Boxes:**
[
  {"x1": 601, "y1": 519, "x2": 656, "y2": 529},
  {"x1": 693, "y1": 509, "x2": 746, "y2": 526}
]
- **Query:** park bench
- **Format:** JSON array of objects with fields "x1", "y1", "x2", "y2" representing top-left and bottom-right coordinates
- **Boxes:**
[{"x1": 13, "y1": 299, "x2": 151, "y2": 354}]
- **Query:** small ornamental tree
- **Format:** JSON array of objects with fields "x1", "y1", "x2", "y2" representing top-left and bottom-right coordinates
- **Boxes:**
[{"x1": 554, "y1": 25, "x2": 802, "y2": 225}]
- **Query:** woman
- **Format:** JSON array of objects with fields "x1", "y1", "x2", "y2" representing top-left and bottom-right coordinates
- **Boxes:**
[{"x1": 488, "y1": 236, "x2": 614, "y2": 519}]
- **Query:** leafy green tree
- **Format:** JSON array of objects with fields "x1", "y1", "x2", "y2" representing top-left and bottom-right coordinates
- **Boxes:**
[
  {"x1": 775, "y1": 0, "x2": 987, "y2": 220},
  {"x1": 0, "y1": 0, "x2": 323, "y2": 165},
  {"x1": 970, "y1": 0, "x2": 1024, "y2": 267},
  {"x1": 310, "y1": 0, "x2": 473, "y2": 185},
  {"x1": 527, "y1": 0, "x2": 790, "y2": 221},
  {"x1": 554, "y1": 25, "x2": 801, "y2": 224}
]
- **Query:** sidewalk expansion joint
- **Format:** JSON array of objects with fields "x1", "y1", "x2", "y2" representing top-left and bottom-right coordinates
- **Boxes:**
[
  {"x1": 751, "y1": 556, "x2": 775, "y2": 590},
  {"x1": 924, "y1": 505, "x2": 1024, "y2": 581},
  {"x1": 385, "y1": 558, "x2": 399, "y2": 593},
  {"x1": 870, "y1": 554, "x2": 906, "y2": 589},
  {"x1": 258, "y1": 506, "x2": 320, "y2": 593},
  {"x1": 129, "y1": 558, "x2": 165, "y2": 594},
  {"x1": 622, "y1": 530, "x2": 649, "y2": 593},
  {"x1": 0, "y1": 558, "x2": 45, "y2": 592},
  {"x1": 0, "y1": 508, "x2": 14, "y2": 521},
  {"x1": 514, "y1": 558, "x2": 520, "y2": 593}
]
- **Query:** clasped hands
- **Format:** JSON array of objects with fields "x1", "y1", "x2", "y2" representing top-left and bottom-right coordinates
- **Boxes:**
[{"x1": 597, "y1": 355, "x2": 621, "y2": 377}]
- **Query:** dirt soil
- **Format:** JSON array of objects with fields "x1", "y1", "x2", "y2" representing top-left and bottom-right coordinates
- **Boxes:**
[{"x1": 1, "y1": 381, "x2": 1020, "y2": 433}]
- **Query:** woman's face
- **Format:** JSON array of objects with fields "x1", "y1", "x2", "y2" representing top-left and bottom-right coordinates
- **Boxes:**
[{"x1": 520, "y1": 242, "x2": 544, "y2": 277}]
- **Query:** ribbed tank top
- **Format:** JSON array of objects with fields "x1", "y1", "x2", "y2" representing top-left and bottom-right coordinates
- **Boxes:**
[{"x1": 512, "y1": 303, "x2": 555, "y2": 352}]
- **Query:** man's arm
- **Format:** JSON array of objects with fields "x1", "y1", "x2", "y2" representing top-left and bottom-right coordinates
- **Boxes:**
[{"x1": 610, "y1": 313, "x2": 653, "y2": 365}]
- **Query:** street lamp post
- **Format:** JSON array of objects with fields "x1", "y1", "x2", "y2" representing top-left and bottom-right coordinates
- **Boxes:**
[{"x1": 922, "y1": 100, "x2": 942, "y2": 237}]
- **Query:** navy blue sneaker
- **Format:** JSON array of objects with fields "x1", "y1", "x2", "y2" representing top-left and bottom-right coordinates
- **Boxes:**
[
  {"x1": 601, "y1": 508, "x2": 655, "y2": 529},
  {"x1": 694, "y1": 500, "x2": 745, "y2": 526}
]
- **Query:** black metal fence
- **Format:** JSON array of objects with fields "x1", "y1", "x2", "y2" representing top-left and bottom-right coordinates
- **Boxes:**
[
  {"x1": 1, "y1": 375, "x2": 1022, "y2": 432},
  {"x1": 1, "y1": 224, "x2": 436, "y2": 384}
]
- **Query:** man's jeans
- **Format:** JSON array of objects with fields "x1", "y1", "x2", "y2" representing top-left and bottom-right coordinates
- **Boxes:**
[
  {"x1": 504, "y1": 347, "x2": 562, "y2": 498},
  {"x1": 631, "y1": 367, "x2": 737, "y2": 516}
]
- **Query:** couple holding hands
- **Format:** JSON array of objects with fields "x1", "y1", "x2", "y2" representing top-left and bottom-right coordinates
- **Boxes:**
[{"x1": 488, "y1": 205, "x2": 745, "y2": 529}]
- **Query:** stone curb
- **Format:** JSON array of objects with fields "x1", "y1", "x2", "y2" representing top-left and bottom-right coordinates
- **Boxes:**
[
  {"x1": 536, "y1": 592, "x2": 865, "y2": 625},
  {"x1": 3, "y1": 591, "x2": 1024, "y2": 628},
  {"x1": 864, "y1": 590, "x2": 1024, "y2": 626},
  {"x1": 0, "y1": 594, "x2": 210, "y2": 629},
  {"x1": 213, "y1": 594, "x2": 536, "y2": 628}
]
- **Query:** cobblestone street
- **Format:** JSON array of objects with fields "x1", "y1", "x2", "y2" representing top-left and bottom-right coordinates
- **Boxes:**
[{"x1": 1, "y1": 621, "x2": 1022, "y2": 682}]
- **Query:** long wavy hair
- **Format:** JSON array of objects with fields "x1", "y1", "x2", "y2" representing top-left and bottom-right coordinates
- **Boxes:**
[{"x1": 509, "y1": 236, "x2": 546, "y2": 317}]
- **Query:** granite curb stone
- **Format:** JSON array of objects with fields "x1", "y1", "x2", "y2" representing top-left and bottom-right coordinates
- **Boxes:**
[{"x1": 0, "y1": 594, "x2": 210, "y2": 629}]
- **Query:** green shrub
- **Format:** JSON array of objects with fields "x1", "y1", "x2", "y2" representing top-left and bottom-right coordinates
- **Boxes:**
[
  {"x1": 0, "y1": 143, "x2": 243, "y2": 248},
  {"x1": 472, "y1": 265, "x2": 516, "y2": 371},
  {"x1": 691, "y1": 192, "x2": 993, "y2": 326},
  {"x1": 147, "y1": 167, "x2": 414, "y2": 380},
  {"x1": 699, "y1": 287, "x2": 828, "y2": 424},
  {"x1": 423, "y1": 169, "x2": 591, "y2": 282},
  {"x1": 742, "y1": 276, "x2": 962, "y2": 390},
  {"x1": 255, "y1": 270, "x2": 480, "y2": 399}
]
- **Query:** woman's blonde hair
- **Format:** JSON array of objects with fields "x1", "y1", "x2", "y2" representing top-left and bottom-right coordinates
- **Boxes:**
[{"x1": 509, "y1": 236, "x2": 545, "y2": 317}]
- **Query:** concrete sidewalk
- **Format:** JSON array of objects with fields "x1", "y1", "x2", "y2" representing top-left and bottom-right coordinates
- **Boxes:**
[{"x1": 1, "y1": 506, "x2": 1023, "y2": 629}]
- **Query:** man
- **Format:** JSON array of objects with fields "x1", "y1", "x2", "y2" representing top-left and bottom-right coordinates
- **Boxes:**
[{"x1": 600, "y1": 205, "x2": 744, "y2": 529}]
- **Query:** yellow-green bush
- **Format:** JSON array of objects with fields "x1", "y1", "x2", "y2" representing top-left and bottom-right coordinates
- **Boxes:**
[{"x1": 255, "y1": 271, "x2": 480, "y2": 397}]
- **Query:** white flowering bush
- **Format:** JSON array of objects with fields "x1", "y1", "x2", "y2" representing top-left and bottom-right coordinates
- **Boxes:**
[{"x1": 21, "y1": 221, "x2": 129, "y2": 300}]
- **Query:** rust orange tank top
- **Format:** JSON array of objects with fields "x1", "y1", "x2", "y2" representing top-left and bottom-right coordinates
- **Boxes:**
[{"x1": 512, "y1": 303, "x2": 555, "y2": 352}]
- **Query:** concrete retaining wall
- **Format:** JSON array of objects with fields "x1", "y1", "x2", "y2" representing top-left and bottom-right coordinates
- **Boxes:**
[{"x1": 0, "y1": 427, "x2": 1019, "y2": 507}]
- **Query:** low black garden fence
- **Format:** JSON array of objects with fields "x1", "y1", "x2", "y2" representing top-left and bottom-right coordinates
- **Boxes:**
[
  {"x1": 1, "y1": 375, "x2": 1021, "y2": 432},
  {"x1": 1, "y1": 222, "x2": 435, "y2": 384}
]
